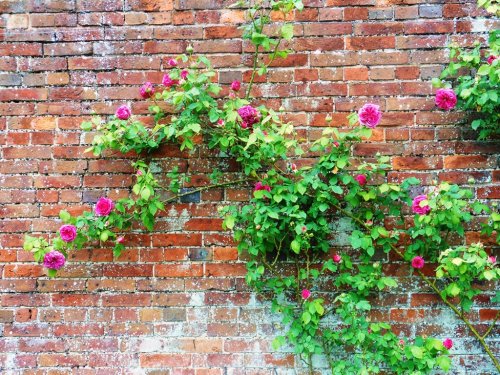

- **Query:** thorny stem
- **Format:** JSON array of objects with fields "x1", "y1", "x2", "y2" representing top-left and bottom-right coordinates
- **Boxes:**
[
  {"x1": 307, "y1": 353, "x2": 314, "y2": 375},
  {"x1": 482, "y1": 310, "x2": 500, "y2": 339},
  {"x1": 331, "y1": 203, "x2": 500, "y2": 372},
  {"x1": 160, "y1": 177, "x2": 253, "y2": 204},
  {"x1": 246, "y1": 48, "x2": 260, "y2": 100}
]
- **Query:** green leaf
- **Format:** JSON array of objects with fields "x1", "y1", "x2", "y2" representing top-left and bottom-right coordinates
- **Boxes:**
[
  {"x1": 47, "y1": 269, "x2": 57, "y2": 278},
  {"x1": 297, "y1": 183, "x2": 306, "y2": 195},
  {"x1": 291, "y1": 240, "x2": 300, "y2": 254},
  {"x1": 436, "y1": 356, "x2": 451, "y2": 371},
  {"x1": 224, "y1": 215, "x2": 235, "y2": 230},
  {"x1": 477, "y1": 64, "x2": 490, "y2": 75},
  {"x1": 411, "y1": 346, "x2": 423, "y2": 359},
  {"x1": 100, "y1": 231, "x2": 110, "y2": 242},
  {"x1": 59, "y1": 210, "x2": 71, "y2": 223},
  {"x1": 314, "y1": 301, "x2": 325, "y2": 315},
  {"x1": 281, "y1": 24, "x2": 294, "y2": 40},
  {"x1": 302, "y1": 311, "x2": 311, "y2": 324},
  {"x1": 484, "y1": 269, "x2": 495, "y2": 281},
  {"x1": 272, "y1": 336, "x2": 286, "y2": 350}
]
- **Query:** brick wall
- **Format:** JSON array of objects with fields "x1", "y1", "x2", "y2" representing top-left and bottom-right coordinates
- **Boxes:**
[{"x1": 0, "y1": 0, "x2": 499, "y2": 373}]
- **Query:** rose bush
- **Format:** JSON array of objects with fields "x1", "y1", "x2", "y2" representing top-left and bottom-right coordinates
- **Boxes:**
[
  {"x1": 433, "y1": 30, "x2": 499, "y2": 138},
  {"x1": 21, "y1": 0, "x2": 500, "y2": 373}
]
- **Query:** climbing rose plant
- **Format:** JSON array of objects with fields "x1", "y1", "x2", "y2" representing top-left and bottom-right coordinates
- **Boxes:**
[
  {"x1": 433, "y1": 30, "x2": 500, "y2": 139},
  {"x1": 23, "y1": 1, "x2": 500, "y2": 373}
]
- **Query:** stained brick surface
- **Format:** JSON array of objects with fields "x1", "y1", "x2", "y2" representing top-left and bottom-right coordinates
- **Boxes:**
[{"x1": 0, "y1": 0, "x2": 499, "y2": 373}]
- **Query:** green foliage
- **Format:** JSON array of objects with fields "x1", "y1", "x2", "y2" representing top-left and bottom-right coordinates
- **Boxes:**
[
  {"x1": 405, "y1": 182, "x2": 484, "y2": 261},
  {"x1": 435, "y1": 30, "x2": 500, "y2": 139},
  {"x1": 436, "y1": 243, "x2": 500, "y2": 312},
  {"x1": 322, "y1": 294, "x2": 451, "y2": 374},
  {"x1": 82, "y1": 116, "x2": 165, "y2": 156},
  {"x1": 240, "y1": 0, "x2": 303, "y2": 95},
  {"x1": 477, "y1": 0, "x2": 500, "y2": 15}
]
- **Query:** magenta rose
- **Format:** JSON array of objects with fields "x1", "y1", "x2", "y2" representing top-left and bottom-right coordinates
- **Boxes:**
[
  {"x1": 116, "y1": 236, "x2": 125, "y2": 244},
  {"x1": 358, "y1": 103, "x2": 382, "y2": 129},
  {"x1": 231, "y1": 80, "x2": 241, "y2": 91},
  {"x1": 115, "y1": 105, "x2": 131, "y2": 120},
  {"x1": 140, "y1": 82, "x2": 154, "y2": 99},
  {"x1": 237, "y1": 105, "x2": 260, "y2": 129},
  {"x1": 443, "y1": 338, "x2": 453, "y2": 350},
  {"x1": 488, "y1": 256, "x2": 496, "y2": 264},
  {"x1": 162, "y1": 73, "x2": 179, "y2": 87},
  {"x1": 181, "y1": 70, "x2": 188, "y2": 80},
  {"x1": 412, "y1": 195, "x2": 430, "y2": 215},
  {"x1": 333, "y1": 254, "x2": 342, "y2": 263},
  {"x1": 43, "y1": 250, "x2": 66, "y2": 270},
  {"x1": 411, "y1": 256, "x2": 425, "y2": 269},
  {"x1": 355, "y1": 174, "x2": 367, "y2": 186},
  {"x1": 435, "y1": 88, "x2": 457, "y2": 111},
  {"x1": 487, "y1": 55, "x2": 497, "y2": 65},
  {"x1": 254, "y1": 181, "x2": 271, "y2": 192},
  {"x1": 301, "y1": 289, "x2": 311, "y2": 300},
  {"x1": 94, "y1": 197, "x2": 114, "y2": 217},
  {"x1": 168, "y1": 58, "x2": 178, "y2": 67},
  {"x1": 59, "y1": 224, "x2": 77, "y2": 243}
]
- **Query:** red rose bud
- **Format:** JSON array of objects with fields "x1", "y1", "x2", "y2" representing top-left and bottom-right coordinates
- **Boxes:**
[
  {"x1": 355, "y1": 174, "x2": 367, "y2": 186},
  {"x1": 301, "y1": 289, "x2": 311, "y2": 300},
  {"x1": 230, "y1": 80, "x2": 241, "y2": 91}
]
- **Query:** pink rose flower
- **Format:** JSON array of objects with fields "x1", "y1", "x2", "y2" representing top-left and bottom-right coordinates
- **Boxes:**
[
  {"x1": 301, "y1": 289, "x2": 311, "y2": 300},
  {"x1": 487, "y1": 55, "x2": 497, "y2": 65},
  {"x1": 59, "y1": 224, "x2": 77, "y2": 243},
  {"x1": 398, "y1": 339, "x2": 405, "y2": 347},
  {"x1": 237, "y1": 105, "x2": 260, "y2": 129},
  {"x1": 137, "y1": 170, "x2": 143, "y2": 176},
  {"x1": 94, "y1": 197, "x2": 114, "y2": 217},
  {"x1": 412, "y1": 195, "x2": 431, "y2": 215},
  {"x1": 181, "y1": 70, "x2": 188, "y2": 80},
  {"x1": 254, "y1": 182, "x2": 271, "y2": 192},
  {"x1": 116, "y1": 236, "x2": 125, "y2": 244},
  {"x1": 115, "y1": 105, "x2": 131, "y2": 120},
  {"x1": 43, "y1": 250, "x2": 66, "y2": 270},
  {"x1": 140, "y1": 82, "x2": 154, "y2": 99},
  {"x1": 217, "y1": 119, "x2": 225, "y2": 126},
  {"x1": 443, "y1": 338, "x2": 453, "y2": 350},
  {"x1": 355, "y1": 174, "x2": 367, "y2": 186},
  {"x1": 168, "y1": 58, "x2": 178, "y2": 67},
  {"x1": 411, "y1": 256, "x2": 425, "y2": 269},
  {"x1": 435, "y1": 88, "x2": 457, "y2": 111},
  {"x1": 333, "y1": 141, "x2": 340, "y2": 148},
  {"x1": 231, "y1": 80, "x2": 241, "y2": 91},
  {"x1": 162, "y1": 73, "x2": 179, "y2": 87},
  {"x1": 358, "y1": 103, "x2": 382, "y2": 129},
  {"x1": 333, "y1": 254, "x2": 342, "y2": 263},
  {"x1": 488, "y1": 256, "x2": 496, "y2": 264}
]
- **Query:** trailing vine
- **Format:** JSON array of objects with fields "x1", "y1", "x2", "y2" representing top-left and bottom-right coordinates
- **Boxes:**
[
  {"x1": 23, "y1": 1, "x2": 499, "y2": 373},
  {"x1": 432, "y1": 1, "x2": 499, "y2": 139}
]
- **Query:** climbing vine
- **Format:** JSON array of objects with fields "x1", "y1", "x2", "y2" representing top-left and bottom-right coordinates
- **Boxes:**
[
  {"x1": 23, "y1": 1, "x2": 499, "y2": 373},
  {"x1": 432, "y1": 0, "x2": 499, "y2": 139}
]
